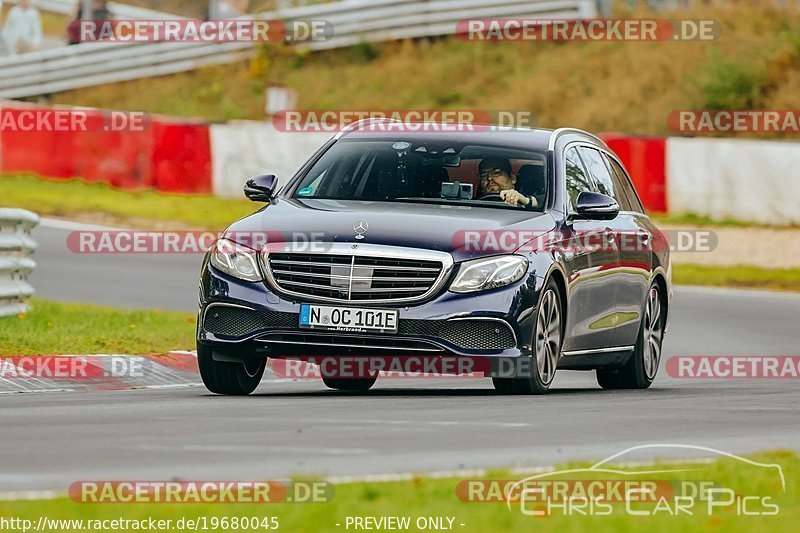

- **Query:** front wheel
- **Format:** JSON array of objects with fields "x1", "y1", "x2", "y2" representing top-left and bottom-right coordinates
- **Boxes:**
[
  {"x1": 493, "y1": 279, "x2": 562, "y2": 395},
  {"x1": 597, "y1": 283, "x2": 664, "y2": 390},
  {"x1": 197, "y1": 344, "x2": 266, "y2": 395}
]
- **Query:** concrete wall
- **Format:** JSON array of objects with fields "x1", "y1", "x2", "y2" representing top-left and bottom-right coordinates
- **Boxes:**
[
  {"x1": 667, "y1": 137, "x2": 800, "y2": 225},
  {"x1": 209, "y1": 122, "x2": 329, "y2": 198}
]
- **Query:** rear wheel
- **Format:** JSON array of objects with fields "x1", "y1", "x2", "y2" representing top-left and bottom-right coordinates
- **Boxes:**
[
  {"x1": 493, "y1": 279, "x2": 562, "y2": 395},
  {"x1": 197, "y1": 344, "x2": 266, "y2": 396},
  {"x1": 597, "y1": 283, "x2": 664, "y2": 390},
  {"x1": 322, "y1": 376, "x2": 377, "y2": 391}
]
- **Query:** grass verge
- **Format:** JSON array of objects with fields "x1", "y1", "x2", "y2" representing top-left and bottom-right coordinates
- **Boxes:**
[
  {"x1": 0, "y1": 451, "x2": 795, "y2": 532},
  {"x1": 1, "y1": 174, "x2": 256, "y2": 231},
  {"x1": 652, "y1": 213, "x2": 799, "y2": 229},
  {"x1": 673, "y1": 265, "x2": 800, "y2": 293},
  {"x1": 0, "y1": 298, "x2": 195, "y2": 356}
]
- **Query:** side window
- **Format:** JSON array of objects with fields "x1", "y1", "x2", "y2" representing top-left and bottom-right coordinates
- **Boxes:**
[
  {"x1": 578, "y1": 147, "x2": 620, "y2": 203},
  {"x1": 564, "y1": 147, "x2": 595, "y2": 211},
  {"x1": 607, "y1": 156, "x2": 645, "y2": 213},
  {"x1": 600, "y1": 153, "x2": 633, "y2": 212}
]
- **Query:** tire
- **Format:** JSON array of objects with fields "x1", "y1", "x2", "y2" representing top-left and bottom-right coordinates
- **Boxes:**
[
  {"x1": 493, "y1": 278, "x2": 563, "y2": 395},
  {"x1": 597, "y1": 283, "x2": 664, "y2": 390},
  {"x1": 491, "y1": 377, "x2": 519, "y2": 394},
  {"x1": 197, "y1": 343, "x2": 266, "y2": 396},
  {"x1": 322, "y1": 376, "x2": 377, "y2": 391}
]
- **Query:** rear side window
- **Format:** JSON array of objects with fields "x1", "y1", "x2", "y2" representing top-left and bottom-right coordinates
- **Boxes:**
[
  {"x1": 600, "y1": 153, "x2": 633, "y2": 212},
  {"x1": 578, "y1": 147, "x2": 624, "y2": 206},
  {"x1": 606, "y1": 156, "x2": 645, "y2": 213},
  {"x1": 564, "y1": 147, "x2": 595, "y2": 211}
]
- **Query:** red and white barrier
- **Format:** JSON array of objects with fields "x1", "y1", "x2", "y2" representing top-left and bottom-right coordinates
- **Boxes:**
[
  {"x1": 2, "y1": 100, "x2": 799, "y2": 224},
  {"x1": 600, "y1": 134, "x2": 667, "y2": 213},
  {"x1": 0, "y1": 101, "x2": 212, "y2": 193}
]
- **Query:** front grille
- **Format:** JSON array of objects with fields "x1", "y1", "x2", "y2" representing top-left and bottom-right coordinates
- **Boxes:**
[
  {"x1": 203, "y1": 305, "x2": 516, "y2": 351},
  {"x1": 266, "y1": 252, "x2": 445, "y2": 303}
]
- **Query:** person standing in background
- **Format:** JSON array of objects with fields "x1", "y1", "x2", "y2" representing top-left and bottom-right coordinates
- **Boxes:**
[
  {"x1": 67, "y1": 0, "x2": 113, "y2": 45},
  {"x1": 2, "y1": 0, "x2": 43, "y2": 55}
]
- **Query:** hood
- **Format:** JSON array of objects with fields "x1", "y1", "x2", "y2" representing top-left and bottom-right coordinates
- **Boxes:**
[{"x1": 224, "y1": 198, "x2": 557, "y2": 262}]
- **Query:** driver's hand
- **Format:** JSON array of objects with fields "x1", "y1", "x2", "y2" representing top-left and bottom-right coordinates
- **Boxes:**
[{"x1": 500, "y1": 189, "x2": 535, "y2": 207}]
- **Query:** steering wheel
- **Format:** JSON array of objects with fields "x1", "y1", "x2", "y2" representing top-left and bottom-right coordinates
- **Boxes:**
[{"x1": 478, "y1": 193, "x2": 504, "y2": 202}]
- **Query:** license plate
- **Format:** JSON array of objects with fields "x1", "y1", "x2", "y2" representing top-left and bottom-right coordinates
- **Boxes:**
[{"x1": 299, "y1": 304, "x2": 398, "y2": 333}]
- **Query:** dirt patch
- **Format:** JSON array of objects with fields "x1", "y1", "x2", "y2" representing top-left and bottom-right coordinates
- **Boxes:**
[{"x1": 665, "y1": 225, "x2": 800, "y2": 268}]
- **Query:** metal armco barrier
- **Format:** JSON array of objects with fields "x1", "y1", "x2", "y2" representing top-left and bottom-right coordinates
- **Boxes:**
[
  {"x1": 0, "y1": 0, "x2": 596, "y2": 98},
  {"x1": 0, "y1": 209, "x2": 39, "y2": 317}
]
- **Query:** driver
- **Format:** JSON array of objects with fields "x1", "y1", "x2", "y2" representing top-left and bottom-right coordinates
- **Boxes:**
[{"x1": 478, "y1": 157, "x2": 538, "y2": 208}]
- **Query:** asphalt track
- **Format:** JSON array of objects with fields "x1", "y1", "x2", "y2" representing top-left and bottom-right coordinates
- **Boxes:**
[{"x1": 3, "y1": 221, "x2": 798, "y2": 492}]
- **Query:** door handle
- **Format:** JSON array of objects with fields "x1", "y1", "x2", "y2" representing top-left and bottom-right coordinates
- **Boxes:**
[{"x1": 604, "y1": 228, "x2": 616, "y2": 242}]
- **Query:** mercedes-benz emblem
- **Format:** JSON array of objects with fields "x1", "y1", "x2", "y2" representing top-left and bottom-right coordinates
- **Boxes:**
[{"x1": 354, "y1": 220, "x2": 369, "y2": 240}]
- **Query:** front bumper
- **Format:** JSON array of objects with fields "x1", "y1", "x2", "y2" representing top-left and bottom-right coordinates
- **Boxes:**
[{"x1": 198, "y1": 263, "x2": 543, "y2": 359}]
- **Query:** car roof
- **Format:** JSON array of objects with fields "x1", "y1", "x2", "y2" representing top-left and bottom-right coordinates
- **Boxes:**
[{"x1": 336, "y1": 121, "x2": 606, "y2": 152}]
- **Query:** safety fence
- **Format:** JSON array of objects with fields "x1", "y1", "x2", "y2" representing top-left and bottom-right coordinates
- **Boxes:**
[
  {"x1": 0, "y1": 208, "x2": 39, "y2": 317},
  {"x1": 0, "y1": 0, "x2": 597, "y2": 98}
]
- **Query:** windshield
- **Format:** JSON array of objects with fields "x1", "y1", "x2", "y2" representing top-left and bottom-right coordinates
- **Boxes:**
[{"x1": 291, "y1": 140, "x2": 548, "y2": 210}]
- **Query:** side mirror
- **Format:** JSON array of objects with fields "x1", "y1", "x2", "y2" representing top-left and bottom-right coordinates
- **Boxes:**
[
  {"x1": 572, "y1": 191, "x2": 619, "y2": 221},
  {"x1": 244, "y1": 174, "x2": 278, "y2": 202}
]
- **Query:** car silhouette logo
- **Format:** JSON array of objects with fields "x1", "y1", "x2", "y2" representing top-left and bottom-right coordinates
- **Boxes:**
[{"x1": 354, "y1": 220, "x2": 369, "y2": 240}]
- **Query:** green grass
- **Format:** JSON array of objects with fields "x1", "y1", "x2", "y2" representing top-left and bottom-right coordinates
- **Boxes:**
[
  {"x1": 652, "y1": 213, "x2": 799, "y2": 229},
  {"x1": 0, "y1": 451, "x2": 796, "y2": 532},
  {"x1": 673, "y1": 264, "x2": 800, "y2": 292},
  {"x1": 0, "y1": 298, "x2": 195, "y2": 356},
  {"x1": 1, "y1": 174, "x2": 257, "y2": 231}
]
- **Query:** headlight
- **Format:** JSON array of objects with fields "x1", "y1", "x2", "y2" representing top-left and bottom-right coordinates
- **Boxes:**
[
  {"x1": 450, "y1": 255, "x2": 528, "y2": 294},
  {"x1": 209, "y1": 238, "x2": 262, "y2": 282}
]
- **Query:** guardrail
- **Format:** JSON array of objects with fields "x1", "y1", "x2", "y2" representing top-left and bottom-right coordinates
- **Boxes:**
[
  {"x1": 0, "y1": 209, "x2": 39, "y2": 317},
  {"x1": 0, "y1": 0, "x2": 596, "y2": 98}
]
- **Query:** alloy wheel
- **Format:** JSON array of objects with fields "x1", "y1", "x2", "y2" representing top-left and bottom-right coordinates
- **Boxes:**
[
  {"x1": 535, "y1": 289, "x2": 561, "y2": 385},
  {"x1": 642, "y1": 287, "x2": 663, "y2": 380}
]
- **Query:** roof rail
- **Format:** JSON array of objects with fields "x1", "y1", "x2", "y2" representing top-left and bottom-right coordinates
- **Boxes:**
[
  {"x1": 334, "y1": 117, "x2": 405, "y2": 139},
  {"x1": 548, "y1": 128, "x2": 608, "y2": 151}
]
